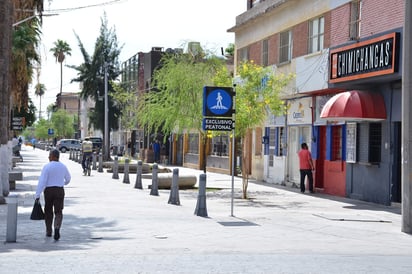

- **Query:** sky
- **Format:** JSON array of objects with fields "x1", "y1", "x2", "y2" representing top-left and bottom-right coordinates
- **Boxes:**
[{"x1": 28, "y1": 0, "x2": 245, "y2": 117}]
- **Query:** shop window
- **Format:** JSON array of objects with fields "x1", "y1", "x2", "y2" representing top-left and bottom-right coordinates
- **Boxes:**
[
  {"x1": 308, "y1": 16, "x2": 324, "y2": 53},
  {"x1": 211, "y1": 135, "x2": 229, "y2": 157},
  {"x1": 279, "y1": 30, "x2": 292, "y2": 63},
  {"x1": 187, "y1": 133, "x2": 199, "y2": 154},
  {"x1": 262, "y1": 39, "x2": 269, "y2": 67},
  {"x1": 331, "y1": 126, "x2": 342, "y2": 161},
  {"x1": 240, "y1": 47, "x2": 249, "y2": 62},
  {"x1": 349, "y1": 0, "x2": 361, "y2": 40}
]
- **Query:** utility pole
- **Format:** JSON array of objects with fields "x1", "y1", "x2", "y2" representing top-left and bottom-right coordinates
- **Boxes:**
[{"x1": 402, "y1": 0, "x2": 412, "y2": 234}]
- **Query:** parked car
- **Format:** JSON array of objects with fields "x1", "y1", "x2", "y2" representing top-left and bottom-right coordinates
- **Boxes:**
[{"x1": 56, "y1": 139, "x2": 81, "y2": 153}]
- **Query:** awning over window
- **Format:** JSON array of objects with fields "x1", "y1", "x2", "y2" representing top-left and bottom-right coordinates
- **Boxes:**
[{"x1": 320, "y1": 90, "x2": 386, "y2": 121}]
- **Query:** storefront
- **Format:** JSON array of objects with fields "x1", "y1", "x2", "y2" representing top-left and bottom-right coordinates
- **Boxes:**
[{"x1": 320, "y1": 31, "x2": 402, "y2": 205}]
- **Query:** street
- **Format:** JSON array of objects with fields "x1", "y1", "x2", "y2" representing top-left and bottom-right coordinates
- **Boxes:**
[{"x1": 1, "y1": 145, "x2": 412, "y2": 274}]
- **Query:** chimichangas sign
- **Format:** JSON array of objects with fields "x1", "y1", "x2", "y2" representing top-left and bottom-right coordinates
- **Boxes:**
[{"x1": 330, "y1": 32, "x2": 399, "y2": 83}]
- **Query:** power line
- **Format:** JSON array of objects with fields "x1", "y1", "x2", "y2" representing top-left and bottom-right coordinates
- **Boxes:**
[{"x1": 45, "y1": 0, "x2": 127, "y2": 13}]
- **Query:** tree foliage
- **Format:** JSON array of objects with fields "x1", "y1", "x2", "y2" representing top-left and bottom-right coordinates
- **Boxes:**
[
  {"x1": 11, "y1": 18, "x2": 42, "y2": 110},
  {"x1": 110, "y1": 81, "x2": 137, "y2": 131},
  {"x1": 50, "y1": 39, "x2": 71, "y2": 96},
  {"x1": 214, "y1": 60, "x2": 294, "y2": 198},
  {"x1": 137, "y1": 52, "x2": 225, "y2": 138},
  {"x1": 70, "y1": 14, "x2": 122, "y2": 132},
  {"x1": 50, "y1": 109, "x2": 76, "y2": 139}
]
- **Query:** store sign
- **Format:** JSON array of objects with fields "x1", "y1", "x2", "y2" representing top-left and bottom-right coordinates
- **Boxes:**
[
  {"x1": 287, "y1": 97, "x2": 312, "y2": 125},
  {"x1": 330, "y1": 32, "x2": 399, "y2": 83}
]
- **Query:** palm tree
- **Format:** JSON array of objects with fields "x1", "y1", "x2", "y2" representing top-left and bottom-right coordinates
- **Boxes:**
[
  {"x1": 50, "y1": 39, "x2": 71, "y2": 101},
  {"x1": 34, "y1": 83, "x2": 46, "y2": 119}
]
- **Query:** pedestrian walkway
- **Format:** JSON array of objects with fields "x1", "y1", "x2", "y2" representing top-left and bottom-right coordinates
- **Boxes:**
[{"x1": 1, "y1": 145, "x2": 412, "y2": 274}]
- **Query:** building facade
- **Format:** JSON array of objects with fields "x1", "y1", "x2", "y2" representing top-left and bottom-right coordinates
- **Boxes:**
[{"x1": 229, "y1": 0, "x2": 404, "y2": 205}]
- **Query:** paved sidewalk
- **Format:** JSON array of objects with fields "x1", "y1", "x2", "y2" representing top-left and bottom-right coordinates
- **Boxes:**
[{"x1": 1, "y1": 145, "x2": 412, "y2": 274}]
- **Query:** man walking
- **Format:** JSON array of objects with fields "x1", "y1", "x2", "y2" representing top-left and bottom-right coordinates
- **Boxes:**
[
  {"x1": 298, "y1": 142, "x2": 315, "y2": 193},
  {"x1": 35, "y1": 149, "x2": 71, "y2": 240}
]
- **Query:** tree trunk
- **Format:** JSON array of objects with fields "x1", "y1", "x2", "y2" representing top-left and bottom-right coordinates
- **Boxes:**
[
  {"x1": 241, "y1": 139, "x2": 249, "y2": 199},
  {"x1": 0, "y1": 1, "x2": 13, "y2": 203}
]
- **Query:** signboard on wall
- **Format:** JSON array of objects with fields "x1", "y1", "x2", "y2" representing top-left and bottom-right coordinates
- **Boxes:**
[
  {"x1": 330, "y1": 32, "x2": 399, "y2": 83},
  {"x1": 287, "y1": 97, "x2": 312, "y2": 125},
  {"x1": 346, "y1": 123, "x2": 357, "y2": 163}
]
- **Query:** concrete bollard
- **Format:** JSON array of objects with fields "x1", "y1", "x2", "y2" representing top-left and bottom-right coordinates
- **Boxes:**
[
  {"x1": 92, "y1": 152, "x2": 97, "y2": 170},
  {"x1": 123, "y1": 158, "x2": 130, "y2": 184},
  {"x1": 134, "y1": 160, "x2": 143, "y2": 189},
  {"x1": 168, "y1": 168, "x2": 180, "y2": 205},
  {"x1": 98, "y1": 153, "x2": 103, "y2": 173},
  {"x1": 150, "y1": 163, "x2": 159, "y2": 196},
  {"x1": 6, "y1": 194, "x2": 18, "y2": 243},
  {"x1": 112, "y1": 156, "x2": 119, "y2": 179},
  {"x1": 194, "y1": 173, "x2": 208, "y2": 217}
]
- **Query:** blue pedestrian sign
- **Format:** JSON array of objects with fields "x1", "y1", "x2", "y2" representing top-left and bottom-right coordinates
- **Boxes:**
[{"x1": 203, "y1": 86, "x2": 234, "y2": 117}]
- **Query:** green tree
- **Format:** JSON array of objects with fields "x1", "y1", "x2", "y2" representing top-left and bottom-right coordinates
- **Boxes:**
[
  {"x1": 70, "y1": 14, "x2": 122, "y2": 134},
  {"x1": 110, "y1": 81, "x2": 138, "y2": 152},
  {"x1": 50, "y1": 109, "x2": 76, "y2": 139},
  {"x1": 214, "y1": 61, "x2": 293, "y2": 198},
  {"x1": 50, "y1": 39, "x2": 71, "y2": 97},
  {"x1": 137, "y1": 51, "x2": 224, "y2": 138},
  {"x1": 34, "y1": 83, "x2": 46, "y2": 119},
  {"x1": 11, "y1": 18, "x2": 41, "y2": 111},
  {"x1": 34, "y1": 118, "x2": 51, "y2": 140}
]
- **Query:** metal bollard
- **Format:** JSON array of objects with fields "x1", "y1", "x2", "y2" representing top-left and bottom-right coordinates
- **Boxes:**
[
  {"x1": 69, "y1": 149, "x2": 73, "y2": 160},
  {"x1": 92, "y1": 152, "x2": 97, "y2": 170},
  {"x1": 112, "y1": 156, "x2": 119, "y2": 179},
  {"x1": 194, "y1": 174, "x2": 208, "y2": 217},
  {"x1": 150, "y1": 163, "x2": 159, "y2": 196},
  {"x1": 168, "y1": 168, "x2": 180, "y2": 205},
  {"x1": 123, "y1": 158, "x2": 130, "y2": 184},
  {"x1": 134, "y1": 160, "x2": 143, "y2": 189},
  {"x1": 98, "y1": 153, "x2": 103, "y2": 173},
  {"x1": 6, "y1": 194, "x2": 18, "y2": 242}
]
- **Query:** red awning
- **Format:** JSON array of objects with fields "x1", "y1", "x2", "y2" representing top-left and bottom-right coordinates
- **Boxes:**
[{"x1": 320, "y1": 90, "x2": 386, "y2": 121}]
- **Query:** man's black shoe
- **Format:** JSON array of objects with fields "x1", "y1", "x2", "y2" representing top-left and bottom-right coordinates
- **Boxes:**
[
  {"x1": 46, "y1": 232, "x2": 52, "y2": 237},
  {"x1": 54, "y1": 228, "x2": 60, "y2": 240}
]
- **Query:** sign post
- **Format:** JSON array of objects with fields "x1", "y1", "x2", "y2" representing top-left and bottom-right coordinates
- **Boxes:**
[{"x1": 202, "y1": 86, "x2": 236, "y2": 216}]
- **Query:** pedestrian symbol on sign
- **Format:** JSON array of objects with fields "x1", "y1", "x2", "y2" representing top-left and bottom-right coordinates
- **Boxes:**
[{"x1": 203, "y1": 86, "x2": 233, "y2": 117}]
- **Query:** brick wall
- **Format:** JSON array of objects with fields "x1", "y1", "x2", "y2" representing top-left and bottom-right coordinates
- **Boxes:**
[
  {"x1": 292, "y1": 22, "x2": 308, "y2": 58},
  {"x1": 361, "y1": 0, "x2": 404, "y2": 37}
]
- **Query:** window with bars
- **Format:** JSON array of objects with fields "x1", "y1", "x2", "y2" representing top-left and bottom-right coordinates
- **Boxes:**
[
  {"x1": 262, "y1": 39, "x2": 269, "y2": 67},
  {"x1": 308, "y1": 16, "x2": 325, "y2": 53},
  {"x1": 279, "y1": 30, "x2": 292, "y2": 63},
  {"x1": 349, "y1": 0, "x2": 361, "y2": 40},
  {"x1": 331, "y1": 126, "x2": 342, "y2": 161},
  {"x1": 357, "y1": 122, "x2": 382, "y2": 164},
  {"x1": 369, "y1": 123, "x2": 382, "y2": 163}
]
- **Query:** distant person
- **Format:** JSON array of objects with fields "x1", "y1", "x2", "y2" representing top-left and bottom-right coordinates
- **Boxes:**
[
  {"x1": 81, "y1": 138, "x2": 93, "y2": 173},
  {"x1": 34, "y1": 149, "x2": 71, "y2": 240},
  {"x1": 298, "y1": 142, "x2": 315, "y2": 193},
  {"x1": 153, "y1": 140, "x2": 160, "y2": 163}
]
